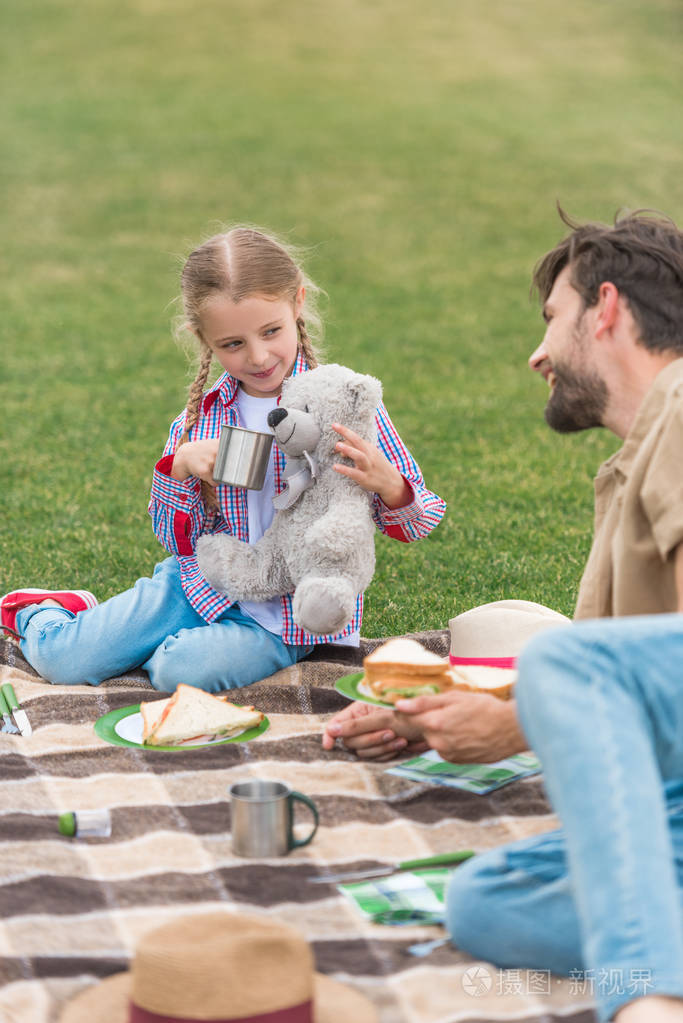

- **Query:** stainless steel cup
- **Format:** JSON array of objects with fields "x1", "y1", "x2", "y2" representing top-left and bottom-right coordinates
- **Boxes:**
[
  {"x1": 213, "y1": 425, "x2": 274, "y2": 490},
  {"x1": 229, "y1": 779, "x2": 319, "y2": 857}
]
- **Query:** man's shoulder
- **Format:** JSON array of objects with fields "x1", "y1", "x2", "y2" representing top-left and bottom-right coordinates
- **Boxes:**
[
  {"x1": 630, "y1": 358, "x2": 683, "y2": 470},
  {"x1": 627, "y1": 356, "x2": 683, "y2": 448},
  {"x1": 646, "y1": 359, "x2": 683, "y2": 437},
  {"x1": 652, "y1": 356, "x2": 683, "y2": 401}
]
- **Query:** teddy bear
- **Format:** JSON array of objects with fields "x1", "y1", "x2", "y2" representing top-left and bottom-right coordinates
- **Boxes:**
[{"x1": 195, "y1": 363, "x2": 382, "y2": 636}]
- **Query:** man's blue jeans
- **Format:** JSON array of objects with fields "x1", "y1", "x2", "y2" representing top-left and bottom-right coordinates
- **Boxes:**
[
  {"x1": 16, "y1": 556, "x2": 312, "y2": 692},
  {"x1": 446, "y1": 614, "x2": 683, "y2": 1022}
]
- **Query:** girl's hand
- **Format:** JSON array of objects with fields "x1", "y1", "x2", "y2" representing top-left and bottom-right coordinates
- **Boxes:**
[
  {"x1": 332, "y1": 423, "x2": 413, "y2": 509},
  {"x1": 171, "y1": 439, "x2": 220, "y2": 484}
]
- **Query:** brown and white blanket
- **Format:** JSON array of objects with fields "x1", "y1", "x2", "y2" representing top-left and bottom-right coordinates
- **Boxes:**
[{"x1": 0, "y1": 634, "x2": 596, "y2": 1023}]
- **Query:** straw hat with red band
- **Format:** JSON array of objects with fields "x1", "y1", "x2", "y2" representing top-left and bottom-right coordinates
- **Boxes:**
[
  {"x1": 449, "y1": 599, "x2": 570, "y2": 666},
  {"x1": 58, "y1": 912, "x2": 377, "y2": 1023}
]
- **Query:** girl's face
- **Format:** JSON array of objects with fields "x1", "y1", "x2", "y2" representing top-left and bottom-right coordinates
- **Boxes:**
[{"x1": 198, "y1": 288, "x2": 304, "y2": 398}]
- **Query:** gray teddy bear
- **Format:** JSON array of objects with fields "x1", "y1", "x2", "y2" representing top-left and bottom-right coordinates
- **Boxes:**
[{"x1": 196, "y1": 363, "x2": 382, "y2": 636}]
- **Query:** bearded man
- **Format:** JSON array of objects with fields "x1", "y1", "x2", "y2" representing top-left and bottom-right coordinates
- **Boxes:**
[
  {"x1": 322, "y1": 209, "x2": 683, "y2": 762},
  {"x1": 528, "y1": 209, "x2": 683, "y2": 619}
]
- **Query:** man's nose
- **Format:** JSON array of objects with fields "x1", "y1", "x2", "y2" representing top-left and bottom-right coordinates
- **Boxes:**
[{"x1": 528, "y1": 341, "x2": 547, "y2": 371}]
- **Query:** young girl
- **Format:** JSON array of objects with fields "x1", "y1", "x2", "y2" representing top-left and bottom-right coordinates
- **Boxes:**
[{"x1": 1, "y1": 227, "x2": 446, "y2": 693}]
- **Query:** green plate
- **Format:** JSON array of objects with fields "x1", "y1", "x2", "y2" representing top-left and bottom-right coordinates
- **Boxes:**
[
  {"x1": 94, "y1": 703, "x2": 270, "y2": 752},
  {"x1": 334, "y1": 672, "x2": 395, "y2": 708}
]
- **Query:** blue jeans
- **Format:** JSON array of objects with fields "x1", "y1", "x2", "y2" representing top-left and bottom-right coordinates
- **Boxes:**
[
  {"x1": 446, "y1": 614, "x2": 683, "y2": 1022},
  {"x1": 16, "y1": 557, "x2": 312, "y2": 692}
]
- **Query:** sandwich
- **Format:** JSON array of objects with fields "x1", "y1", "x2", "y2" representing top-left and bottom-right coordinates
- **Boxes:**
[
  {"x1": 139, "y1": 697, "x2": 171, "y2": 740},
  {"x1": 361, "y1": 638, "x2": 518, "y2": 704},
  {"x1": 448, "y1": 663, "x2": 517, "y2": 701},
  {"x1": 140, "y1": 684, "x2": 264, "y2": 746},
  {"x1": 362, "y1": 638, "x2": 455, "y2": 704}
]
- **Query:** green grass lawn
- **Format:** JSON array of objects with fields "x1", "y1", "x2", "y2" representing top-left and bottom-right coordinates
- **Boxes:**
[{"x1": 2, "y1": 0, "x2": 682, "y2": 636}]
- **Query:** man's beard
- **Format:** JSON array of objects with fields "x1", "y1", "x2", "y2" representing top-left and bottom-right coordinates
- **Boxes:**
[
  {"x1": 544, "y1": 365, "x2": 608, "y2": 432},
  {"x1": 544, "y1": 318, "x2": 608, "y2": 433}
]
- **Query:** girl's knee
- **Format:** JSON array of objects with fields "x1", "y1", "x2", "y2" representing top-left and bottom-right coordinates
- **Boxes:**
[
  {"x1": 145, "y1": 644, "x2": 191, "y2": 693},
  {"x1": 146, "y1": 665, "x2": 182, "y2": 693},
  {"x1": 21, "y1": 620, "x2": 88, "y2": 686},
  {"x1": 144, "y1": 637, "x2": 226, "y2": 694}
]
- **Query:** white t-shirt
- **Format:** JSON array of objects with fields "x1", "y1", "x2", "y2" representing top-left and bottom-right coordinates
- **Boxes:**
[
  {"x1": 234, "y1": 389, "x2": 283, "y2": 636},
  {"x1": 235, "y1": 387, "x2": 359, "y2": 648}
]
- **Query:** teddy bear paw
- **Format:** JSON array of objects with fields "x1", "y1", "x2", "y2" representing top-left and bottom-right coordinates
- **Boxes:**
[
  {"x1": 195, "y1": 533, "x2": 238, "y2": 593},
  {"x1": 293, "y1": 576, "x2": 357, "y2": 636}
]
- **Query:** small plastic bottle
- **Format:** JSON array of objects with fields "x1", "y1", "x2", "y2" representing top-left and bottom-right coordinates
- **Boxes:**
[{"x1": 58, "y1": 809, "x2": 112, "y2": 838}]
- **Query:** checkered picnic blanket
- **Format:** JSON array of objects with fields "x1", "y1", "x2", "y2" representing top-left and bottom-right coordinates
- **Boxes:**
[{"x1": 0, "y1": 632, "x2": 597, "y2": 1023}]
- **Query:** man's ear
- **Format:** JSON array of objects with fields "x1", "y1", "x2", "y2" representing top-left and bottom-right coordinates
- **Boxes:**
[{"x1": 594, "y1": 282, "x2": 620, "y2": 338}]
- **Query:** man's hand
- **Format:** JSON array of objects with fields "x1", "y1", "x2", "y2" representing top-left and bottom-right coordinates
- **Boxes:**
[
  {"x1": 322, "y1": 700, "x2": 428, "y2": 761},
  {"x1": 394, "y1": 690, "x2": 528, "y2": 764}
]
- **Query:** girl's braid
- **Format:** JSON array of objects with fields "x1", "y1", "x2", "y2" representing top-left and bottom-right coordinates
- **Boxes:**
[
  {"x1": 179, "y1": 342, "x2": 213, "y2": 443},
  {"x1": 297, "y1": 317, "x2": 319, "y2": 369},
  {"x1": 177, "y1": 343, "x2": 219, "y2": 511}
]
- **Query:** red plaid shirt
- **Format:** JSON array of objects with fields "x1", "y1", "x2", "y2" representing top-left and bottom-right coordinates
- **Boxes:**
[{"x1": 148, "y1": 353, "x2": 446, "y2": 644}]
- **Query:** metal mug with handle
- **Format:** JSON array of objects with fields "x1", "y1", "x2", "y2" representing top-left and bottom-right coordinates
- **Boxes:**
[{"x1": 229, "y1": 779, "x2": 319, "y2": 857}]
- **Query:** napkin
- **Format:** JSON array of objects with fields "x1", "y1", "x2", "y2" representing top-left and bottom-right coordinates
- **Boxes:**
[
  {"x1": 387, "y1": 749, "x2": 541, "y2": 794},
  {"x1": 339, "y1": 867, "x2": 449, "y2": 926}
]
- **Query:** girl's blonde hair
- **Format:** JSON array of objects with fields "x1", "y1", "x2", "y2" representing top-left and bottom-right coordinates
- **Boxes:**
[{"x1": 175, "y1": 227, "x2": 324, "y2": 507}]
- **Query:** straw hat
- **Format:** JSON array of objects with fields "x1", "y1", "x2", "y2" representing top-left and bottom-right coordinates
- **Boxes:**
[
  {"x1": 449, "y1": 599, "x2": 569, "y2": 663},
  {"x1": 59, "y1": 911, "x2": 377, "y2": 1023}
]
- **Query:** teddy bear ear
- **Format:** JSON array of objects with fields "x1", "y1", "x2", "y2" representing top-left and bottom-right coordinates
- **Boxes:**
[{"x1": 348, "y1": 373, "x2": 383, "y2": 413}]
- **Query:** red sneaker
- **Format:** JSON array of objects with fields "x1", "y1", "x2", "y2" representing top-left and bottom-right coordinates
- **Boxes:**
[{"x1": 1, "y1": 589, "x2": 98, "y2": 639}]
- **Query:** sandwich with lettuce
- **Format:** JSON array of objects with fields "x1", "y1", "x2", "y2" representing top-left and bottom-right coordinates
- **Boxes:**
[
  {"x1": 363, "y1": 638, "x2": 455, "y2": 704},
  {"x1": 363, "y1": 638, "x2": 516, "y2": 704}
]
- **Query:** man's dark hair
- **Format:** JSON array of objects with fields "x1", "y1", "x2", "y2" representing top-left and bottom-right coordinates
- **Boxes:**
[{"x1": 533, "y1": 206, "x2": 683, "y2": 353}]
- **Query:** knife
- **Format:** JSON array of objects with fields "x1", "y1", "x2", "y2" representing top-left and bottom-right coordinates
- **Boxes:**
[
  {"x1": 1, "y1": 684, "x2": 32, "y2": 737},
  {"x1": 0, "y1": 689, "x2": 19, "y2": 734},
  {"x1": 307, "y1": 849, "x2": 475, "y2": 884}
]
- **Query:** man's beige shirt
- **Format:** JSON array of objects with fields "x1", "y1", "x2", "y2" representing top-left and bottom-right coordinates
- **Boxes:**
[{"x1": 575, "y1": 357, "x2": 683, "y2": 619}]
